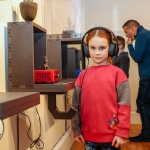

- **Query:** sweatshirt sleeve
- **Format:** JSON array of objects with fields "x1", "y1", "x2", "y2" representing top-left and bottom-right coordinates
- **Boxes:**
[
  {"x1": 115, "y1": 81, "x2": 131, "y2": 138},
  {"x1": 71, "y1": 85, "x2": 82, "y2": 137}
]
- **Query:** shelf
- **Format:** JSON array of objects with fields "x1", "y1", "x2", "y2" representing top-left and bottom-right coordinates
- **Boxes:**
[
  {"x1": 0, "y1": 92, "x2": 40, "y2": 119},
  {"x1": 9, "y1": 79, "x2": 75, "y2": 93}
]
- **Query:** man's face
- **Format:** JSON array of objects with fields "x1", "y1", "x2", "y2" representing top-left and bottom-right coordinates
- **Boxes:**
[{"x1": 123, "y1": 26, "x2": 135, "y2": 41}]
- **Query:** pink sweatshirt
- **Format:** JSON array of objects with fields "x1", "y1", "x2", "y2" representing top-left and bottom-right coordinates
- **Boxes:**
[{"x1": 72, "y1": 64, "x2": 131, "y2": 143}]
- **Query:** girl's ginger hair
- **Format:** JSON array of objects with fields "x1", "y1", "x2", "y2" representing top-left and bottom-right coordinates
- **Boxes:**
[{"x1": 86, "y1": 29, "x2": 112, "y2": 45}]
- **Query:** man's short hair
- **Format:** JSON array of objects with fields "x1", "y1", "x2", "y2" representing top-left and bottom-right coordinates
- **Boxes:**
[{"x1": 122, "y1": 20, "x2": 140, "y2": 28}]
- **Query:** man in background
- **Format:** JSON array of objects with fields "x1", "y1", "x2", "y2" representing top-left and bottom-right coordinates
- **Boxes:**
[{"x1": 122, "y1": 19, "x2": 150, "y2": 142}]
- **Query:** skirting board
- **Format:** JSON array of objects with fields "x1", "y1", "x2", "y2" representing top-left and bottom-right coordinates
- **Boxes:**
[{"x1": 53, "y1": 128, "x2": 74, "y2": 150}]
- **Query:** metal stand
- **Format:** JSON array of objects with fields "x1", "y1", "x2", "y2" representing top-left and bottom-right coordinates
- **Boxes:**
[{"x1": 48, "y1": 94, "x2": 76, "y2": 119}]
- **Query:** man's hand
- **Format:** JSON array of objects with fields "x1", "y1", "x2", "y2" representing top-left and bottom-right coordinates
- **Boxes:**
[
  {"x1": 112, "y1": 136, "x2": 128, "y2": 148},
  {"x1": 127, "y1": 38, "x2": 132, "y2": 45},
  {"x1": 74, "y1": 135, "x2": 85, "y2": 143}
]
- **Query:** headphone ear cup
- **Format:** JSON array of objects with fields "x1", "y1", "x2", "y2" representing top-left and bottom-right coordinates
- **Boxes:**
[
  {"x1": 108, "y1": 43, "x2": 118, "y2": 57},
  {"x1": 83, "y1": 44, "x2": 90, "y2": 58}
]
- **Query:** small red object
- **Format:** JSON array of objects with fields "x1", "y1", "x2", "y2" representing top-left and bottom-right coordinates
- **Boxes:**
[{"x1": 34, "y1": 70, "x2": 59, "y2": 83}]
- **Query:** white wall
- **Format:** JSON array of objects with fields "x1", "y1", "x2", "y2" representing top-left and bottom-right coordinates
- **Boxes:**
[
  {"x1": 43, "y1": 0, "x2": 81, "y2": 34},
  {"x1": 83, "y1": 0, "x2": 150, "y2": 32}
]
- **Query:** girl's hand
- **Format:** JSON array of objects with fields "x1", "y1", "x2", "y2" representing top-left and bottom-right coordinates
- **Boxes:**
[
  {"x1": 74, "y1": 135, "x2": 85, "y2": 143},
  {"x1": 112, "y1": 136, "x2": 127, "y2": 148}
]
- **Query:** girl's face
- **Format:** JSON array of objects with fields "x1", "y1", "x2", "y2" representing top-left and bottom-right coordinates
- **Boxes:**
[{"x1": 88, "y1": 36, "x2": 109, "y2": 65}]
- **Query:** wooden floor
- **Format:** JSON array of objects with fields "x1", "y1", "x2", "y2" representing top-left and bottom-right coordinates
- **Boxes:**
[{"x1": 70, "y1": 124, "x2": 150, "y2": 150}]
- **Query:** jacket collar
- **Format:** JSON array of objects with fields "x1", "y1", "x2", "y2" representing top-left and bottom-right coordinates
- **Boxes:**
[{"x1": 134, "y1": 26, "x2": 144, "y2": 39}]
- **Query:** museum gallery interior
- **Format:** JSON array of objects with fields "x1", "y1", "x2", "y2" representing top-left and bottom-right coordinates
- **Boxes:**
[{"x1": 0, "y1": 0, "x2": 150, "y2": 150}]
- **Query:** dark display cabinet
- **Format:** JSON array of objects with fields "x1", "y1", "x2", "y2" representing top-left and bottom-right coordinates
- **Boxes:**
[
  {"x1": 8, "y1": 22, "x2": 78, "y2": 93},
  {"x1": 7, "y1": 22, "x2": 77, "y2": 119},
  {"x1": 47, "y1": 35, "x2": 83, "y2": 80},
  {"x1": 62, "y1": 47, "x2": 82, "y2": 79},
  {"x1": 8, "y1": 21, "x2": 47, "y2": 90}
]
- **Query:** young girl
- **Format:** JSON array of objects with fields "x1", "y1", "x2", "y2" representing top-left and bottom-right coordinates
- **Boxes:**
[{"x1": 71, "y1": 28, "x2": 131, "y2": 150}]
